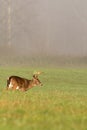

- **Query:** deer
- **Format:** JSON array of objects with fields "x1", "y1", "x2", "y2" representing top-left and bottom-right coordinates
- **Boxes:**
[{"x1": 6, "y1": 72, "x2": 43, "y2": 91}]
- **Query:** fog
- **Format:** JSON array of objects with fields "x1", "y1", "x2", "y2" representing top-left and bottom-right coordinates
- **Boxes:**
[{"x1": 0, "y1": 0, "x2": 87, "y2": 66}]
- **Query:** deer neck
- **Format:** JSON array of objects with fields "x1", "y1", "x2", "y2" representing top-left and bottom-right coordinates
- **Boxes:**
[{"x1": 28, "y1": 80, "x2": 35, "y2": 89}]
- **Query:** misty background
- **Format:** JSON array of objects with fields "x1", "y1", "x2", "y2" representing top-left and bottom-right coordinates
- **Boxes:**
[{"x1": 0, "y1": 0, "x2": 87, "y2": 66}]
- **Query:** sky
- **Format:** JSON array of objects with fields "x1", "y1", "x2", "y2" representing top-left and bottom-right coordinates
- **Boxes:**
[{"x1": 0, "y1": 0, "x2": 87, "y2": 57}]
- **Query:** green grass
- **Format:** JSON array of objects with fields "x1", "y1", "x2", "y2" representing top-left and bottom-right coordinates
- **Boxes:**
[{"x1": 0, "y1": 67, "x2": 87, "y2": 130}]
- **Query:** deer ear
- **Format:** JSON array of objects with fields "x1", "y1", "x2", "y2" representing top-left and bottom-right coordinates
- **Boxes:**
[{"x1": 33, "y1": 74, "x2": 38, "y2": 78}]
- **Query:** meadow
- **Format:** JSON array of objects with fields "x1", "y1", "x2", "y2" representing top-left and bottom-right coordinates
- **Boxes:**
[{"x1": 0, "y1": 67, "x2": 87, "y2": 130}]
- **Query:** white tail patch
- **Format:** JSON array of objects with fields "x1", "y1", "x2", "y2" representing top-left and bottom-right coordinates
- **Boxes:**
[{"x1": 9, "y1": 82, "x2": 13, "y2": 88}]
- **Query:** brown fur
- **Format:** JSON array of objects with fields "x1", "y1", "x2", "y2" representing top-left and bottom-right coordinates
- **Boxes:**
[{"x1": 7, "y1": 74, "x2": 42, "y2": 91}]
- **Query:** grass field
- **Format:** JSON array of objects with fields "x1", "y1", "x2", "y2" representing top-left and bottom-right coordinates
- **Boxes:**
[{"x1": 0, "y1": 67, "x2": 87, "y2": 130}]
